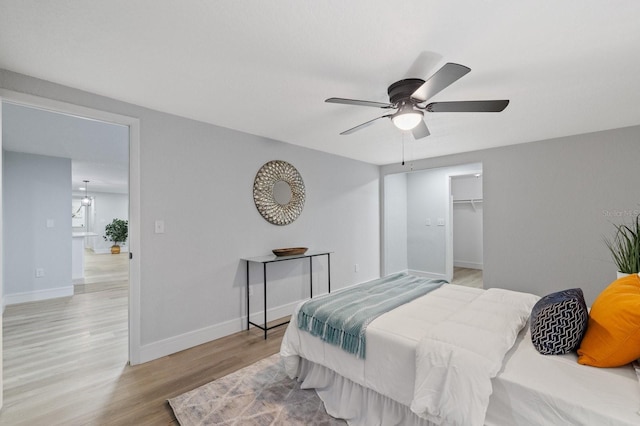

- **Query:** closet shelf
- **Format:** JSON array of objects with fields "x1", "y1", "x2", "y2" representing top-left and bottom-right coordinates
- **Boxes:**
[{"x1": 452, "y1": 198, "x2": 483, "y2": 211}]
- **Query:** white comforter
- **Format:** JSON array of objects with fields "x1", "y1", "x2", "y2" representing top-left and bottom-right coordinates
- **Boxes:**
[
  {"x1": 281, "y1": 284, "x2": 539, "y2": 426},
  {"x1": 411, "y1": 288, "x2": 539, "y2": 426}
]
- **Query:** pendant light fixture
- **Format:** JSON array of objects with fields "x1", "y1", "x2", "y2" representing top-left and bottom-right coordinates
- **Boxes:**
[{"x1": 81, "y1": 180, "x2": 92, "y2": 206}]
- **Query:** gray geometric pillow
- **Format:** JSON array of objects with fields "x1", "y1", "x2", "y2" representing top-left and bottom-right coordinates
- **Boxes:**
[{"x1": 530, "y1": 288, "x2": 589, "y2": 355}]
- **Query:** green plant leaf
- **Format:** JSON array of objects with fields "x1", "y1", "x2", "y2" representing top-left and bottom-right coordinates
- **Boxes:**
[
  {"x1": 103, "y1": 218, "x2": 128, "y2": 245},
  {"x1": 605, "y1": 214, "x2": 640, "y2": 274}
]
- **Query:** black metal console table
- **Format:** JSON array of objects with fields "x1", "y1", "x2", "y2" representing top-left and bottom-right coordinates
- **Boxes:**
[{"x1": 242, "y1": 250, "x2": 332, "y2": 339}]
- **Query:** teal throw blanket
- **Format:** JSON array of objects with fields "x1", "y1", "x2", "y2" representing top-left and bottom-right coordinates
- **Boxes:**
[{"x1": 297, "y1": 273, "x2": 446, "y2": 359}]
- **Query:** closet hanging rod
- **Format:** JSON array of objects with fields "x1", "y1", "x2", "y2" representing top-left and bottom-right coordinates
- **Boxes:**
[{"x1": 452, "y1": 198, "x2": 483, "y2": 203}]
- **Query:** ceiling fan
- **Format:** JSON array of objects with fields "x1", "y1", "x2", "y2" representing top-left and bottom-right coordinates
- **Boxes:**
[{"x1": 326, "y1": 63, "x2": 509, "y2": 139}]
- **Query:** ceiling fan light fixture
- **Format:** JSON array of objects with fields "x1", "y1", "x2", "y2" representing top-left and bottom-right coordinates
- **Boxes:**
[{"x1": 391, "y1": 105, "x2": 423, "y2": 131}]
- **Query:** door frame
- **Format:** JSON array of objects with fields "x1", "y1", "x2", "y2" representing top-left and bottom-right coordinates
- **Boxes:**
[
  {"x1": 447, "y1": 170, "x2": 483, "y2": 282},
  {"x1": 0, "y1": 89, "x2": 142, "y2": 368}
]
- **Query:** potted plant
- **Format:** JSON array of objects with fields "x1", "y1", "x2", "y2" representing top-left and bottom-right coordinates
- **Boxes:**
[
  {"x1": 104, "y1": 218, "x2": 128, "y2": 254},
  {"x1": 604, "y1": 213, "x2": 640, "y2": 278}
]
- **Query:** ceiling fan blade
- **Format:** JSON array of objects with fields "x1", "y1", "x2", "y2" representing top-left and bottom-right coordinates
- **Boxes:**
[
  {"x1": 340, "y1": 114, "x2": 392, "y2": 135},
  {"x1": 411, "y1": 63, "x2": 471, "y2": 102},
  {"x1": 425, "y1": 100, "x2": 510, "y2": 113},
  {"x1": 326, "y1": 97, "x2": 393, "y2": 109},
  {"x1": 411, "y1": 120, "x2": 430, "y2": 139}
]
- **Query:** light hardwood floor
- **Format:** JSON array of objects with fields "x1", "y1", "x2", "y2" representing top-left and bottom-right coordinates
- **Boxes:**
[
  {"x1": 1, "y1": 261, "x2": 481, "y2": 425},
  {"x1": 451, "y1": 266, "x2": 483, "y2": 288},
  {"x1": 1, "y1": 250, "x2": 285, "y2": 425}
]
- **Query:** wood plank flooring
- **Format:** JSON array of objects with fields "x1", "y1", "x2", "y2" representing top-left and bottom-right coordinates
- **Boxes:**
[
  {"x1": 1, "y1": 259, "x2": 481, "y2": 425},
  {"x1": 451, "y1": 266, "x2": 483, "y2": 288},
  {"x1": 1, "y1": 250, "x2": 285, "y2": 425}
]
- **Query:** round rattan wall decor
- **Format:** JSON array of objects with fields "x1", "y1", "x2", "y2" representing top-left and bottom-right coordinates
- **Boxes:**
[{"x1": 253, "y1": 160, "x2": 305, "y2": 226}]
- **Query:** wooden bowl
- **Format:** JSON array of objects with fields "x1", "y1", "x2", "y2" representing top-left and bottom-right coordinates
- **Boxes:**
[{"x1": 272, "y1": 247, "x2": 308, "y2": 256}]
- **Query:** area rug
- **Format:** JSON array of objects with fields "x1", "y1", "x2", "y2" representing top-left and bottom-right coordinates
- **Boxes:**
[{"x1": 168, "y1": 354, "x2": 346, "y2": 425}]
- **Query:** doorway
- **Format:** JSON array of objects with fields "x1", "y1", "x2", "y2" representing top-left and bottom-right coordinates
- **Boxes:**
[
  {"x1": 383, "y1": 162, "x2": 483, "y2": 285},
  {"x1": 0, "y1": 90, "x2": 141, "y2": 408},
  {"x1": 449, "y1": 173, "x2": 484, "y2": 288}
]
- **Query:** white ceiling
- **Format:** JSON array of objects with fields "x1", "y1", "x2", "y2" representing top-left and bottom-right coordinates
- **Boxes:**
[
  {"x1": 2, "y1": 102, "x2": 130, "y2": 194},
  {"x1": 1, "y1": 1, "x2": 640, "y2": 165}
]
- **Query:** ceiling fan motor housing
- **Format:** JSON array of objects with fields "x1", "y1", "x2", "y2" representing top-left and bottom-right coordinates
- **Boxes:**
[{"x1": 387, "y1": 78, "x2": 425, "y2": 105}]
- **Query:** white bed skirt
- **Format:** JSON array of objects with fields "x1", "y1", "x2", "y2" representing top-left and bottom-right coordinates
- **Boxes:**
[{"x1": 296, "y1": 357, "x2": 435, "y2": 426}]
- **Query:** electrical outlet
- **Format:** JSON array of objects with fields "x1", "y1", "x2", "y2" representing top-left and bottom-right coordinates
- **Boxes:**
[
  {"x1": 249, "y1": 286, "x2": 254, "y2": 296},
  {"x1": 354, "y1": 264, "x2": 360, "y2": 272},
  {"x1": 35, "y1": 268, "x2": 45, "y2": 278}
]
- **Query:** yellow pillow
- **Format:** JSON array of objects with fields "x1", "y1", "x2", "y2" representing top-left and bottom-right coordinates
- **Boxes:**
[{"x1": 577, "y1": 274, "x2": 640, "y2": 367}]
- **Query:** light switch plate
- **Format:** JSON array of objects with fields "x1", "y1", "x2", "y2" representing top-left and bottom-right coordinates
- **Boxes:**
[{"x1": 155, "y1": 220, "x2": 165, "y2": 234}]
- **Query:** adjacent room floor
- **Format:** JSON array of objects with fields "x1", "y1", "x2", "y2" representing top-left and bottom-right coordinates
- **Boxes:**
[{"x1": 452, "y1": 266, "x2": 483, "y2": 288}]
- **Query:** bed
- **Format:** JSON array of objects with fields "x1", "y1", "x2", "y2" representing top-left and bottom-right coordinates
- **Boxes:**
[{"x1": 280, "y1": 273, "x2": 640, "y2": 426}]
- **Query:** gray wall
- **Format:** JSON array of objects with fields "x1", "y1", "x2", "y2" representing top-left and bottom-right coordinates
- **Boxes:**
[
  {"x1": 382, "y1": 125, "x2": 640, "y2": 304},
  {"x1": 406, "y1": 168, "x2": 449, "y2": 276},
  {"x1": 3, "y1": 151, "x2": 72, "y2": 301},
  {"x1": 0, "y1": 69, "x2": 380, "y2": 357},
  {"x1": 383, "y1": 173, "x2": 408, "y2": 274}
]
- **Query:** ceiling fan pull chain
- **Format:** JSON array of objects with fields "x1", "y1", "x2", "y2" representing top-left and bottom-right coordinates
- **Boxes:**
[{"x1": 401, "y1": 133, "x2": 405, "y2": 166}]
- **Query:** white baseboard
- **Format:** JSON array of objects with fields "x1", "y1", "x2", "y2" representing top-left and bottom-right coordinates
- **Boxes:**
[
  {"x1": 407, "y1": 269, "x2": 447, "y2": 281},
  {"x1": 4, "y1": 285, "x2": 74, "y2": 305},
  {"x1": 137, "y1": 299, "x2": 304, "y2": 364},
  {"x1": 453, "y1": 261, "x2": 483, "y2": 270}
]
